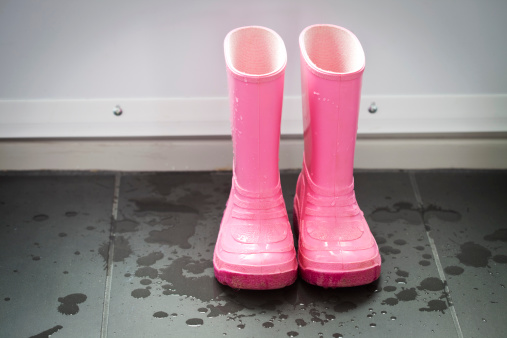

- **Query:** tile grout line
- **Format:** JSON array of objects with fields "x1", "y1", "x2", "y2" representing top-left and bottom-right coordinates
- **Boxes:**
[
  {"x1": 409, "y1": 172, "x2": 464, "y2": 338},
  {"x1": 100, "y1": 173, "x2": 121, "y2": 338}
]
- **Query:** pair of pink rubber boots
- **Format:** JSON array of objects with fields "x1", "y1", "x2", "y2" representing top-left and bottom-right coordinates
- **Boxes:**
[{"x1": 213, "y1": 24, "x2": 381, "y2": 290}]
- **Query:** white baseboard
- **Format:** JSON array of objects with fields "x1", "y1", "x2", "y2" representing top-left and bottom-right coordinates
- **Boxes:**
[
  {"x1": 1, "y1": 136, "x2": 506, "y2": 171},
  {"x1": 1, "y1": 94, "x2": 506, "y2": 138},
  {"x1": 1, "y1": 94, "x2": 506, "y2": 170}
]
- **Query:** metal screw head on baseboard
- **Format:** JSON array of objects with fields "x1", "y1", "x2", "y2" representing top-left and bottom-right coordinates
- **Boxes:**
[
  {"x1": 368, "y1": 102, "x2": 378, "y2": 114},
  {"x1": 113, "y1": 105, "x2": 123, "y2": 116}
]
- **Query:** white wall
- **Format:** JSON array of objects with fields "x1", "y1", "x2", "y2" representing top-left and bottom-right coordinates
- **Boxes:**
[
  {"x1": 1, "y1": 0, "x2": 506, "y2": 169},
  {"x1": 0, "y1": 0, "x2": 507, "y2": 140},
  {"x1": 1, "y1": 0, "x2": 506, "y2": 100}
]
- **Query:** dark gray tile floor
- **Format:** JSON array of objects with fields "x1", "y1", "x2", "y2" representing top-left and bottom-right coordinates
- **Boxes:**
[
  {"x1": 1, "y1": 170, "x2": 505, "y2": 338},
  {"x1": 0, "y1": 175, "x2": 115, "y2": 337}
]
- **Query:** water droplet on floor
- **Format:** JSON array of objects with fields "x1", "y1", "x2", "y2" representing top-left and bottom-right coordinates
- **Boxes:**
[
  {"x1": 456, "y1": 242, "x2": 491, "y2": 267},
  {"x1": 370, "y1": 323, "x2": 377, "y2": 327},
  {"x1": 262, "y1": 322, "x2": 274, "y2": 328},
  {"x1": 382, "y1": 298, "x2": 398, "y2": 306},
  {"x1": 380, "y1": 246, "x2": 401, "y2": 255},
  {"x1": 153, "y1": 311, "x2": 168, "y2": 318},
  {"x1": 186, "y1": 318, "x2": 203, "y2": 327},
  {"x1": 98, "y1": 236, "x2": 133, "y2": 263},
  {"x1": 131, "y1": 288, "x2": 150, "y2": 299},
  {"x1": 396, "y1": 269, "x2": 409, "y2": 278},
  {"x1": 419, "y1": 299, "x2": 448, "y2": 313},
  {"x1": 418, "y1": 277, "x2": 444, "y2": 291},
  {"x1": 287, "y1": 331, "x2": 298, "y2": 337},
  {"x1": 395, "y1": 288, "x2": 418, "y2": 301},
  {"x1": 57, "y1": 293, "x2": 87, "y2": 315},
  {"x1": 391, "y1": 316, "x2": 397, "y2": 320},
  {"x1": 33, "y1": 214, "x2": 49, "y2": 222},
  {"x1": 444, "y1": 265, "x2": 464, "y2": 276},
  {"x1": 136, "y1": 251, "x2": 164, "y2": 266},
  {"x1": 295, "y1": 319, "x2": 307, "y2": 327},
  {"x1": 135, "y1": 266, "x2": 158, "y2": 279}
]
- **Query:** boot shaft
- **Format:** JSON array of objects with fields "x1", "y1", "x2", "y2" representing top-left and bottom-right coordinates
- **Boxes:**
[
  {"x1": 224, "y1": 26, "x2": 287, "y2": 194},
  {"x1": 299, "y1": 24, "x2": 365, "y2": 190}
]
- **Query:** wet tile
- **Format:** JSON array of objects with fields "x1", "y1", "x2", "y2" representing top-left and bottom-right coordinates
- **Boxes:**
[
  {"x1": 415, "y1": 171, "x2": 507, "y2": 337},
  {"x1": 107, "y1": 171, "x2": 458, "y2": 337},
  {"x1": 106, "y1": 172, "x2": 230, "y2": 336},
  {"x1": 354, "y1": 171, "x2": 458, "y2": 337},
  {"x1": 0, "y1": 175, "x2": 114, "y2": 337}
]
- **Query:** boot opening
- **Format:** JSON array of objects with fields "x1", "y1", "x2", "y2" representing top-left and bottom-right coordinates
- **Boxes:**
[
  {"x1": 225, "y1": 26, "x2": 286, "y2": 76},
  {"x1": 301, "y1": 25, "x2": 364, "y2": 74}
]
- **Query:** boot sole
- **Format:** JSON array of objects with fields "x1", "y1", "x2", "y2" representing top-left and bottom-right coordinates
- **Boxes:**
[
  {"x1": 293, "y1": 210, "x2": 381, "y2": 288},
  {"x1": 299, "y1": 264, "x2": 381, "y2": 288},
  {"x1": 214, "y1": 266, "x2": 297, "y2": 290}
]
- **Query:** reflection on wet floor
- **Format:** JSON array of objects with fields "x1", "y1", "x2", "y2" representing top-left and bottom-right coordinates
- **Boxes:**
[{"x1": 0, "y1": 171, "x2": 506, "y2": 337}]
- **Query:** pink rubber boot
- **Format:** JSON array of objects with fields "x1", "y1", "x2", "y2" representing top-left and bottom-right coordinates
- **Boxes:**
[
  {"x1": 294, "y1": 24, "x2": 381, "y2": 288},
  {"x1": 213, "y1": 26, "x2": 298, "y2": 290}
]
